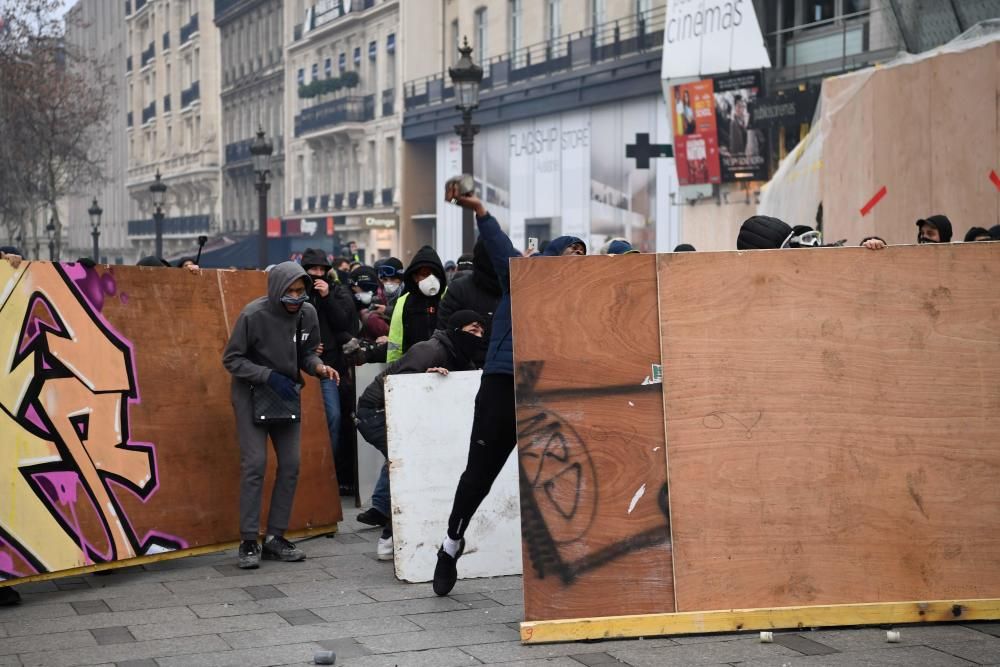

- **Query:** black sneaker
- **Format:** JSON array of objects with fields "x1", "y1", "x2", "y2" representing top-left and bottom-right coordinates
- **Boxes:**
[
  {"x1": 238, "y1": 540, "x2": 261, "y2": 569},
  {"x1": 0, "y1": 587, "x2": 20, "y2": 606},
  {"x1": 432, "y1": 538, "x2": 465, "y2": 596},
  {"x1": 262, "y1": 536, "x2": 305, "y2": 562},
  {"x1": 356, "y1": 507, "x2": 389, "y2": 527}
]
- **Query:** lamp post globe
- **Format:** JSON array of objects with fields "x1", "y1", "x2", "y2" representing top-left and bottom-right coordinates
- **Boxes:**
[
  {"x1": 149, "y1": 170, "x2": 168, "y2": 259},
  {"x1": 88, "y1": 198, "x2": 103, "y2": 262},
  {"x1": 250, "y1": 126, "x2": 274, "y2": 268},
  {"x1": 448, "y1": 37, "x2": 483, "y2": 253}
]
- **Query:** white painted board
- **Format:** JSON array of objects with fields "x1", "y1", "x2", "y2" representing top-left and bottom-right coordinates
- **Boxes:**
[
  {"x1": 385, "y1": 371, "x2": 522, "y2": 583},
  {"x1": 355, "y1": 363, "x2": 388, "y2": 506}
]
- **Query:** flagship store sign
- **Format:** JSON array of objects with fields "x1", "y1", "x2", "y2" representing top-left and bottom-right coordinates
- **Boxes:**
[{"x1": 661, "y1": 0, "x2": 771, "y2": 80}]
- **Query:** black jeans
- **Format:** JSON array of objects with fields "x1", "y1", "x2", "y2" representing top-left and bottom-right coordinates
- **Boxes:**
[{"x1": 446, "y1": 374, "x2": 516, "y2": 540}]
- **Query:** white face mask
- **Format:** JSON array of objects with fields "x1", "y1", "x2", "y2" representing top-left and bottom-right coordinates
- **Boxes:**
[
  {"x1": 418, "y1": 274, "x2": 441, "y2": 297},
  {"x1": 383, "y1": 282, "x2": 402, "y2": 297},
  {"x1": 355, "y1": 291, "x2": 373, "y2": 305}
]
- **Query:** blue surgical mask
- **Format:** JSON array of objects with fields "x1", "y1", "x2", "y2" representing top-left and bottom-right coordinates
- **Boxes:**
[{"x1": 280, "y1": 294, "x2": 308, "y2": 306}]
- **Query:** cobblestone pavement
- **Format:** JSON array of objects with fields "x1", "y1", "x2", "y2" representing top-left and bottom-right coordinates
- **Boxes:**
[{"x1": 2, "y1": 507, "x2": 999, "y2": 666}]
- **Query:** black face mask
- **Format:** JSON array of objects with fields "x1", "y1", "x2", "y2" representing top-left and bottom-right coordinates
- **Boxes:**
[{"x1": 452, "y1": 330, "x2": 486, "y2": 367}]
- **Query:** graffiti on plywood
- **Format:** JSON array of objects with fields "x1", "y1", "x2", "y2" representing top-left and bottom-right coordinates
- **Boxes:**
[{"x1": 0, "y1": 261, "x2": 185, "y2": 579}]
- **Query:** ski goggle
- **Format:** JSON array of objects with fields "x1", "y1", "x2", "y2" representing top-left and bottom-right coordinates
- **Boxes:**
[
  {"x1": 781, "y1": 229, "x2": 823, "y2": 248},
  {"x1": 377, "y1": 265, "x2": 402, "y2": 279}
]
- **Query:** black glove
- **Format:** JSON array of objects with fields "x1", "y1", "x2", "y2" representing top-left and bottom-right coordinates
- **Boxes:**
[
  {"x1": 266, "y1": 372, "x2": 298, "y2": 400},
  {"x1": 342, "y1": 338, "x2": 368, "y2": 366}
]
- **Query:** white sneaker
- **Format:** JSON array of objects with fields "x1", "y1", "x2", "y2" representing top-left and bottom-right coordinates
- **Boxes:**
[{"x1": 377, "y1": 536, "x2": 393, "y2": 561}]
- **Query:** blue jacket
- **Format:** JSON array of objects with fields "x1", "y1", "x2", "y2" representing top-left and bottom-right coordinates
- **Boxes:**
[{"x1": 476, "y1": 212, "x2": 583, "y2": 376}]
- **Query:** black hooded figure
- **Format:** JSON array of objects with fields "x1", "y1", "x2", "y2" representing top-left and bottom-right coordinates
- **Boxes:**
[
  {"x1": 436, "y1": 238, "x2": 502, "y2": 337},
  {"x1": 387, "y1": 245, "x2": 447, "y2": 362}
]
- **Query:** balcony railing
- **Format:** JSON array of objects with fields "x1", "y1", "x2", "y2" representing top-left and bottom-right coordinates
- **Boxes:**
[
  {"x1": 214, "y1": 0, "x2": 246, "y2": 19},
  {"x1": 181, "y1": 81, "x2": 200, "y2": 108},
  {"x1": 381, "y1": 88, "x2": 394, "y2": 116},
  {"x1": 307, "y1": 196, "x2": 316, "y2": 210},
  {"x1": 404, "y1": 6, "x2": 664, "y2": 111},
  {"x1": 140, "y1": 41, "x2": 155, "y2": 68},
  {"x1": 162, "y1": 31, "x2": 170, "y2": 50},
  {"x1": 225, "y1": 135, "x2": 283, "y2": 164},
  {"x1": 347, "y1": 191, "x2": 358, "y2": 208},
  {"x1": 300, "y1": 0, "x2": 365, "y2": 40},
  {"x1": 293, "y1": 198, "x2": 302, "y2": 212},
  {"x1": 381, "y1": 187, "x2": 393, "y2": 206},
  {"x1": 180, "y1": 13, "x2": 199, "y2": 44},
  {"x1": 293, "y1": 95, "x2": 375, "y2": 137},
  {"x1": 319, "y1": 194, "x2": 329, "y2": 210},
  {"x1": 127, "y1": 111, "x2": 133, "y2": 128},
  {"x1": 163, "y1": 94, "x2": 171, "y2": 113},
  {"x1": 141, "y1": 101, "x2": 156, "y2": 124},
  {"x1": 363, "y1": 190, "x2": 374, "y2": 207},
  {"x1": 128, "y1": 214, "x2": 211, "y2": 236},
  {"x1": 126, "y1": 55, "x2": 132, "y2": 72},
  {"x1": 334, "y1": 193, "x2": 343, "y2": 209}
]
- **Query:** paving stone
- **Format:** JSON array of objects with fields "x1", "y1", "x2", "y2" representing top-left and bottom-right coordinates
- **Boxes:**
[
  {"x1": 310, "y1": 596, "x2": 467, "y2": 623},
  {"x1": 13, "y1": 580, "x2": 59, "y2": 593},
  {"x1": 451, "y1": 592, "x2": 487, "y2": 603},
  {"x1": 189, "y1": 589, "x2": 373, "y2": 619},
  {"x1": 17, "y1": 581, "x2": 171, "y2": 604},
  {"x1": 607, "y1": 637, "x2": 800, "y2": 666},
  {"x1": 127, "y1": 612, "x2": 288, "y2": 640},
  {"x1": 70, "y1": 600, "x2": 112, "y2": 615},
  {"x1": 0, "y1": 655, "x2": 23, "y2": 666},
  {"x1": 462, "y1": 598, "x2": 503, "y2": 610},
  {"x1": 968, "y1": 623, "x2": 1000, "y2": 639},
  {"x1": 806, "y1": 625, "x2": 990, "y2": 652},
  {"x1": 356, "y1": 623, "x2": 520, "y2": 653},
  {"x1": 3, "y1": 605, "x2": 198, "y2": 637},
  {"x1": 931, "y1": 637, "x2": 1000, "y2": 665},
  {"x1": 485, "y1": 588, "x2": 525, "y2": 606},
  {"x1": 570, "y1": 652, "x2": 631, "y2": 665},
  {"x1": 488, "y1": 659, "x2": 589, "y2": 667},
  {"x1": 18, "y1": 635, "x2": 231, "y2": 667},
  {"x1": 243, "y1": 584, "x2": 287, "y2": 601},
  {"x1": 314, "y1": 636, "x2": 375, "y2": 659},
  {"x1": 54, "y1": 577, "x2": 89, "y2": 591},
  {"x1": 154, "y1": 641, "x2": 327, "y2": 667},
  {"x1": 115, "y1": 659, "x2": 161, "y2": 667},
  {"x1": 773, "y1": 633, "x2": 840, "y2": 656},
  {"x1": 105, "y1": 586, "x2": 254, "y2": 612},
  {"x1": 0, "y1": 629, "x2": 98, "y2": 656},
  {"x1": 276, "y1": 608, "x2": 326, "y2": 625},
  {"x1": 462, "y1": 638, "x2": 678, "y2": 664},
  {"x1": 667, "y1": 632, "x2": 750, "y2": 644},
  {"x1": 336, "y1": 647, "x2": 479, "y2": 667},
  {"x1": 734, "y1": 645, "x2": 979, "y2": 666},
  {"x1": 90, "y1": 626, "x2": 136, "y2": 645},
  {"x1": 221, "y1": 615, "x2": 422, "y2": 649},
  {"x1": 163, "y1": 567, "x2": 330, "y2": 594},
  {"x1": 0, "y1": 601, "x2": 79, "y2": 624},
  {"x1": 406, "y1": 604, "x2": 525, "y2": 630},
  {"x1": 360, "y1": 576, "x2": 522, "y2": 602},
  {"x1": 87, "y1": 565, "x2": 224, "y2": 586}
]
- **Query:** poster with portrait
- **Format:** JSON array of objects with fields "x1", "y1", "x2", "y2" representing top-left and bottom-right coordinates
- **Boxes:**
[
  {"x1": 714, "y1": 71, "x2": 768, "y2": 182},
  {"x1": 671, "y1": 80, "x2": 720, "y2": 185}
]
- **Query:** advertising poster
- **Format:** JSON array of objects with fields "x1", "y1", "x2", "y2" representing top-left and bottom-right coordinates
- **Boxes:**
[
  {"x1": 671, "y1": 80, "x2": 720, "y2": 185},
  {"x1": 714, "y1": 71, "x2": 768, "y2": 182}
]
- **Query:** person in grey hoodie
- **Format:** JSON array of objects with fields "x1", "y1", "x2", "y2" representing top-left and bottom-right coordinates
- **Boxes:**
[{"x1": 223, "y1": 261, "x2": 340, "y2": 569}]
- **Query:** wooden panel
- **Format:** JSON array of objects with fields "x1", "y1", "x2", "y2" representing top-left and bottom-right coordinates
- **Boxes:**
[
  {"x1": 0, "y1": 262, "x2": 340, "y2": 582},
  {"x1": 660, "y1": 244, "x2": 1000, "y2": 612},
  {"x1": 511, "y1": 254, "x2": 673, "y2": 622}
]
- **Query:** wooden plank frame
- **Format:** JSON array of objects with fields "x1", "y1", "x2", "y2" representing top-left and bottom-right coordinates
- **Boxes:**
[{"x1": 521, "y1": 598, "x2": 1000, "y2": 644}]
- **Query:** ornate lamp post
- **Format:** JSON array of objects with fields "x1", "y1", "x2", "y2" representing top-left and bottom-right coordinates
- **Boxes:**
[
  {"x1": 88, "y1": 198, "x2": 103, "y2": 262},
  {"x1": 448, "y1": 37, "x2": 483, "y2": 253},
  {"x1": 250, "y1": 126, "x2": 274, "y2": 268},
  {"x1": 149, "y1": 170, "x2": 168, "y2": 259}
]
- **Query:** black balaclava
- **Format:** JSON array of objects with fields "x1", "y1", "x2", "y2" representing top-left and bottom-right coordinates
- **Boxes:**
[{"x1": 446, "y1": 309, "x2": 486, "y2": 367}]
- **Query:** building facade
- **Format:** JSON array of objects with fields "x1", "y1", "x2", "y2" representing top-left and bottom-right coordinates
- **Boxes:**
[
  {"x1": 283, "y1": 0, "x2": 402, "y2": 266},
  {"x1": 215, "y1": 0, "x2": 285, "y2": 244},
  {"x1": 63, "y1": 0, "x2": 130, "y2": 264},
  {"x1": 124, "y1": 0, "x2": 222, "y2": 260},
  {"x1": 400, "y1": 0, "x2": 676, "y2": 262}
]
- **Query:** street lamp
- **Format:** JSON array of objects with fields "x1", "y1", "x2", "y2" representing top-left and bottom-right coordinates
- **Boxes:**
[
  {"x1": 149, "y1": 169, "x2": 168, "y2": 259},
  {"x1": 250, "y1": 125, "x2": 274, "y2": 268},
  {"x1": 448, "y1": 36, "x2": 483, "y2": 253},
  {"x1": 45, "y1": 218, "x2": 55, "y2": 261},
  {"x1": 88, "y1": 198, "x2": 103, "y2": 262}
]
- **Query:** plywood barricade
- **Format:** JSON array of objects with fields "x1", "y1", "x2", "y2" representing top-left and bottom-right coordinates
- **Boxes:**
[
  {"x1": 511, "y1": 243, "x2": 1000, "y2": 643},
  {"x1": 0, "y1": 262, "x2": 341, "y2": 585}
]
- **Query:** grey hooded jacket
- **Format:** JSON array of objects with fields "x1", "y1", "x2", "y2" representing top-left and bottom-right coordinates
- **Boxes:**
[{"x1": 223, "y1": 262, "x2": 323, "y2": 401}]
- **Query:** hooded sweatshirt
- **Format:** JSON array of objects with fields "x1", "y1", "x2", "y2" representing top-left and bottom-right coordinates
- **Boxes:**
[
  {"x1": 436, "y1": 239, "x2": 502, "y2": 336},
  {"x1": 387, "y1": 245, "x2": 446, "y2": 361},
  {"x1": 476, "y1": 211, "x2": 584, "y2": 376},
  {"x1": 358, "y1": 329, "x2": 475, "y2": 409},
  {"x1": 301, "y1": 249, "x2": 357, "y2": 373},
  {"x1": 223, "y1": 262, "x2": 323, "y2": 400}
]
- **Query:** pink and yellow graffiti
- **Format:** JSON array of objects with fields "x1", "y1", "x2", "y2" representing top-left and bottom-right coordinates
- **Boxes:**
[{"x1": 0, "y1": 261, "x2": 184, "y2": 579}]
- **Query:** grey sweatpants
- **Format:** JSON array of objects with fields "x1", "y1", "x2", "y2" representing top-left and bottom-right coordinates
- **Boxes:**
[{"x1": 234, "y1": 392, "x2": 301, "y2": 541}]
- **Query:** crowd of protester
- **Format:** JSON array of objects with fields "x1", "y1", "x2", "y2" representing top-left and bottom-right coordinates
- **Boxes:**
[{"x1": 0, "y1": 199, "x2": 996, "y2": 606}]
